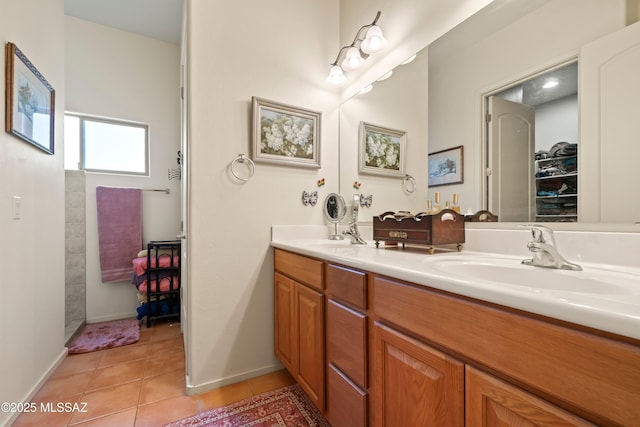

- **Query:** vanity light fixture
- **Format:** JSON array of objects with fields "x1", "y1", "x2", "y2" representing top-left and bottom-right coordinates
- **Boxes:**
[
  {"x1": 359, "y1": 84, "x2": 373, "y2": 95},
  {"x1": 377, "y1": 70, "x2": 393, "y2": 81},
  {"x1": 543, "y1": 78, "x2": 559, "y2": 89},
  {"x1": 327, "y1": 11, "x2": 388, "y2": 85},
  {"x1": 401, "y1": 54, "x2": 417, "y2": 65}
]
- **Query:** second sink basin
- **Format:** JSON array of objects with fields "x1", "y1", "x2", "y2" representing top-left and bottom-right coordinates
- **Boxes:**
[{"x1": 426, "y1": 255, "x2": 637, "y2": 295}]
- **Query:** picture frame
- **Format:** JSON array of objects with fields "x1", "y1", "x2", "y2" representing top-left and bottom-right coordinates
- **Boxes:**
[
  {"x1": 251, "y1": 97, "x2": 321, "y2": 168},
  {"x1": 5, "y1": 42, "x2": 55, "y2": 155},
  {"x1": 358, "y1": 122, "x2": 406, "y2": 177},
  {"x1": 428, "y1": 145, "x2": 464, "y2": 187}
]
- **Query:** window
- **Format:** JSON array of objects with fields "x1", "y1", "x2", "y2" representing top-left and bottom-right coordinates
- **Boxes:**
[{"x1": 64, "y1": 113, "x2": 149, "y2": 175}]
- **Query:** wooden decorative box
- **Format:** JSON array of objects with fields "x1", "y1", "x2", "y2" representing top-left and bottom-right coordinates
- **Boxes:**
[{"x1": 373, "y1": 210, "x2": 465, "y2": 254}]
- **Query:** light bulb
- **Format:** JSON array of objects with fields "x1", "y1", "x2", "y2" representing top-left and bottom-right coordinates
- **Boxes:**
[
  {"x1": 359, "y1": 84, "x2": 373, "y2": 95},
  {"x1": 377, "y1": 70, "x2": 393, "y2": 81},
  {"x1": 543, "y1": 79, "x2": 559, "y2": 89},
  {"x1": 361, "y1": 25, "x2": 387, "y2": 54},
  {"x1": 401, "y1": 54, "x2": 417, "y2": 65},
  {"x1": 327, "y1": 65, "x2": 346, "y2": 85},
  {"x1": 341, "y1": 47, "x2": 364, "y2": 71}
]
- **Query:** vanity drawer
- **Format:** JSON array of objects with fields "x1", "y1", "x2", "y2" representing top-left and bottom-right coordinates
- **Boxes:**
[
  {"x1": 327, "y1": 363, "x2": 368, "y2": 427},
  {"x1": 326, "y1": 263, "x2": 367, "y2": 309},
  {"x1": 274, "y1": 249, "x2": 323, "y2": 291},
  {"x1": 327, "y1": 299, "x2": 368, "y2": 389}
]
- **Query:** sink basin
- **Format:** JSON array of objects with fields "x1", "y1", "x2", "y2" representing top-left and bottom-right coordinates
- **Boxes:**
[{"x1": 426, "y1": 255, "x2": 637, "y2": 295}]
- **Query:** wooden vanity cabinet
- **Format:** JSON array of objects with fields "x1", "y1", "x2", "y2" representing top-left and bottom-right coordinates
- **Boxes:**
[
  {"x1": 273, "y1": 249, "x2": 325, "y2": 410},
  {"x1": 273, "y1": 248, "x2": 640, "y2": 426}
]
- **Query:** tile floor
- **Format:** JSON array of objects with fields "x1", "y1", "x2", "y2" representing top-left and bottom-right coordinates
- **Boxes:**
[{"x1": 13, "y1": 320, "x2": 295, "y2": 427}]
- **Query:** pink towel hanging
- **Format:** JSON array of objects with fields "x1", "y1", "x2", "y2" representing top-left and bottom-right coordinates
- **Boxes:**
[{"x1": 96, "y1": 186, "x2": 142, "y2": 282}]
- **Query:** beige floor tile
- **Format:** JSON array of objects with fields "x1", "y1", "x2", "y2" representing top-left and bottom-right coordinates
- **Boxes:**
[
  {"x1": 33, "y1": 373, "x2": 92, "y2": 402},
  {"x1": 86, "y1": 359, "x2": 146, "y2": 391},
  {"x1": 12, "y1": 395, "x2": 82, "y2": 427},
  {"x1": 134, "y1": 395, "x2": 198, "y2": 427},
  {"x1": 196, "y1": 381, "x2": 253, "y2": 412},
  {"x1": 147, "y1": 335, "x2": 183, "y2": 355},
  {"x1": 139, "y1": 369, "x2": 186, "y2": 405},
  {"x1": 69, "y1": 408, "x2": 137, "y2": 427},
  {"x1": 144, "y1": 348, "x2": 185, "y2": 378},
  {"x1": 52, "y1": 352, "x2": 103, "y2": 378},
  {"x1": 69, "y1": 380, "x2": 142, "y2": 424},
  {"x1": 98, "y1": 344, "x2": 148, "y2": 368}
]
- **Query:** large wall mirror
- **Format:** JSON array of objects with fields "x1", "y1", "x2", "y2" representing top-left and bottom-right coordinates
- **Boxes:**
[{"x1": 339, "y1": 0, "x2": 640, "y2": 230}]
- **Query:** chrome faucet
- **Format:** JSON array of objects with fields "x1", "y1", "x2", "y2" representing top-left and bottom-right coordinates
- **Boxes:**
[
  {"x1": 519, "y1": 224, "x2": 582, "y2": 271},
  {"x1": 343, "y1": 194, "x2": 367, "y2": 245}
]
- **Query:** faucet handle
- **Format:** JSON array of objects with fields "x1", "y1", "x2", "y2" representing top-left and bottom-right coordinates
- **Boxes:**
[{"x1": 517, "y1": 223, "x2": 556, "y2": 244}]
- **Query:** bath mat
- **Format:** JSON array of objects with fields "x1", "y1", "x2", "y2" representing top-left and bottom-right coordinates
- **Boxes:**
[
  {"x1": 165, "y1": 384, "x2": 330, "y2": 427},
  {"x1": 68, "y1": 318, "x2": 140, "y2": 354}
]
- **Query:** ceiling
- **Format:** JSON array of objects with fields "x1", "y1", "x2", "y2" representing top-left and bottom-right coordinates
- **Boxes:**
[{"x1": 64, "y1": 0, "x2": 183, "y2": 45}]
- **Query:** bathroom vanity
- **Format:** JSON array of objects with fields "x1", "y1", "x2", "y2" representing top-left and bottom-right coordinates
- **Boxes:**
[{"x1": 271, "y1": 236, "x2": 640, "y2": 427}]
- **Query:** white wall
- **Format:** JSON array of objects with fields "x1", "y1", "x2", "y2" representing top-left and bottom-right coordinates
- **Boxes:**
[
  {"x1": 65, "y1": 16, "x2": 181, "y2": 322},
  {"x1": 0, "y1": 0, "x2": 66, "y2": 425},
  {"x1": 535, "y1": 95, "x2": 578, "y2": 152},
  {"x1": 429, "y1": 0, "x2": 626, "y2": 213},
  {"x1": 185, "y1": 0, "x2": 340, "y2": 392}
]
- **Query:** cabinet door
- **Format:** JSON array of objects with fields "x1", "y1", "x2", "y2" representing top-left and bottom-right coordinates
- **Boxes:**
[
  {"x1": 274, "y1": 272, "x2": 296, "y2": 373},
  {"x1": 466, "y1": 366, "x2": 594, "y2": 427},
  {"x1": 295, "y1": 282, "x2": 325, "y2": 410},
  {"x1": 373, "y1": 322, "x2": 464, "y2": 427}
]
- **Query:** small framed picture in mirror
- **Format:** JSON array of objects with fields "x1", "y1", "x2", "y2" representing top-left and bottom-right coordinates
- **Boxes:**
[
  {"x1": 428, "y1": 145, "x2": 464, "y2": 187},
  {"x1": 359, "y1": 122, "x2": 406, "y2": 177}
]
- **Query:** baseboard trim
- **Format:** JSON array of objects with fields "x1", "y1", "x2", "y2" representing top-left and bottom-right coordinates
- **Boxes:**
[
  {"x1": 3, "y1": 348, "x2": 67, "y2": 427},
  {"x1": 185, "y1": 362, "x2": 285, "y2": 396},
  {"x1": 85, "y1": 313, "x2": 137, "y2": 324}
]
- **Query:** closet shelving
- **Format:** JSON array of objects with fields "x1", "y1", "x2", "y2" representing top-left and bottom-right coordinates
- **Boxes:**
[{"x1": 535, "y1": 154, "x2": 578, "y2": 222}]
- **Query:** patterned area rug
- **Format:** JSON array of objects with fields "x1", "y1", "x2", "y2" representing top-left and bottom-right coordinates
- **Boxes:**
[
  {"x1": 165, "y1": 384, "x2": 330, "y2": 427},
  {"x1": 68, "y1": 318, "x2": 140, "y2": 354}
]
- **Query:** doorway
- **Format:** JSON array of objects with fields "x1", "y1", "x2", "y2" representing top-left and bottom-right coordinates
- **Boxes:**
[{"x1": 483, "y1": 60, "x2": 578, "y2": 222}]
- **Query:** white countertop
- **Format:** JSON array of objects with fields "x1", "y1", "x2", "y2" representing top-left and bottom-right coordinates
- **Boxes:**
[{"x1": 271, "y1": 236, "x2": 640, "y2": 341}]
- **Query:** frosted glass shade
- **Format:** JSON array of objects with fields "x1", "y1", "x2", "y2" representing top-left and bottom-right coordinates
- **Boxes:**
[{"x1": 361, "y1": 26, "x2": 387, "y2": 54}]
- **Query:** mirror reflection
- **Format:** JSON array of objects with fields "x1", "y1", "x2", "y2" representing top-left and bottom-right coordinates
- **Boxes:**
[
  {"x1": 339, "y1": 0, "x2": 640, "y2": 229},
  {"x1": 486, "y1": 61, "x2": 578, "y2": 222}
]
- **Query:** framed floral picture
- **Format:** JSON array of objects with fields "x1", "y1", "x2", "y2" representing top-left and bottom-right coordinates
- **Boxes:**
[
  {"x1": 251, "y1": 97, "x2": 321, "y2": 168},
  {"x1": 428, "y1": 145, "x2": 464, "y2": 187},
  {"x1": 359, "y1": 122, "x2": 406, "y2": 177},
  {"x1": 5, "y1": 42, "x2": 55, "y2": 155}
]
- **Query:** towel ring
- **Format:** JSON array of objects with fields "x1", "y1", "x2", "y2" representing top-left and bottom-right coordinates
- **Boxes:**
[
  {"x1": 403, "y1": 174, "x2": 416, "y2": 193},
  {"x1": 231, "y1": 154, "x2": 255, "y2": 182}
]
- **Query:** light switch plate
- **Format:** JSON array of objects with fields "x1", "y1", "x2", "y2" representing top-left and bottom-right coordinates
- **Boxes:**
[{"x1": 12, "y1": 196, "x2": 21, "y2": 219}]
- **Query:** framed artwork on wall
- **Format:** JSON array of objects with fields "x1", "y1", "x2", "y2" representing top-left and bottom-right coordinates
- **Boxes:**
[
  {"x1": 251, "y1": 97, "x2": 321, "y2": 168},
  {"x1": 5, "y1": 42, "x2": 55, "y2": 155},
  {"x1": 358, "y1": 122, "x2": 406, "y2": 177},
  {"x1": 428, "y1": 145, "x2": 464, "y2": 187}
]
